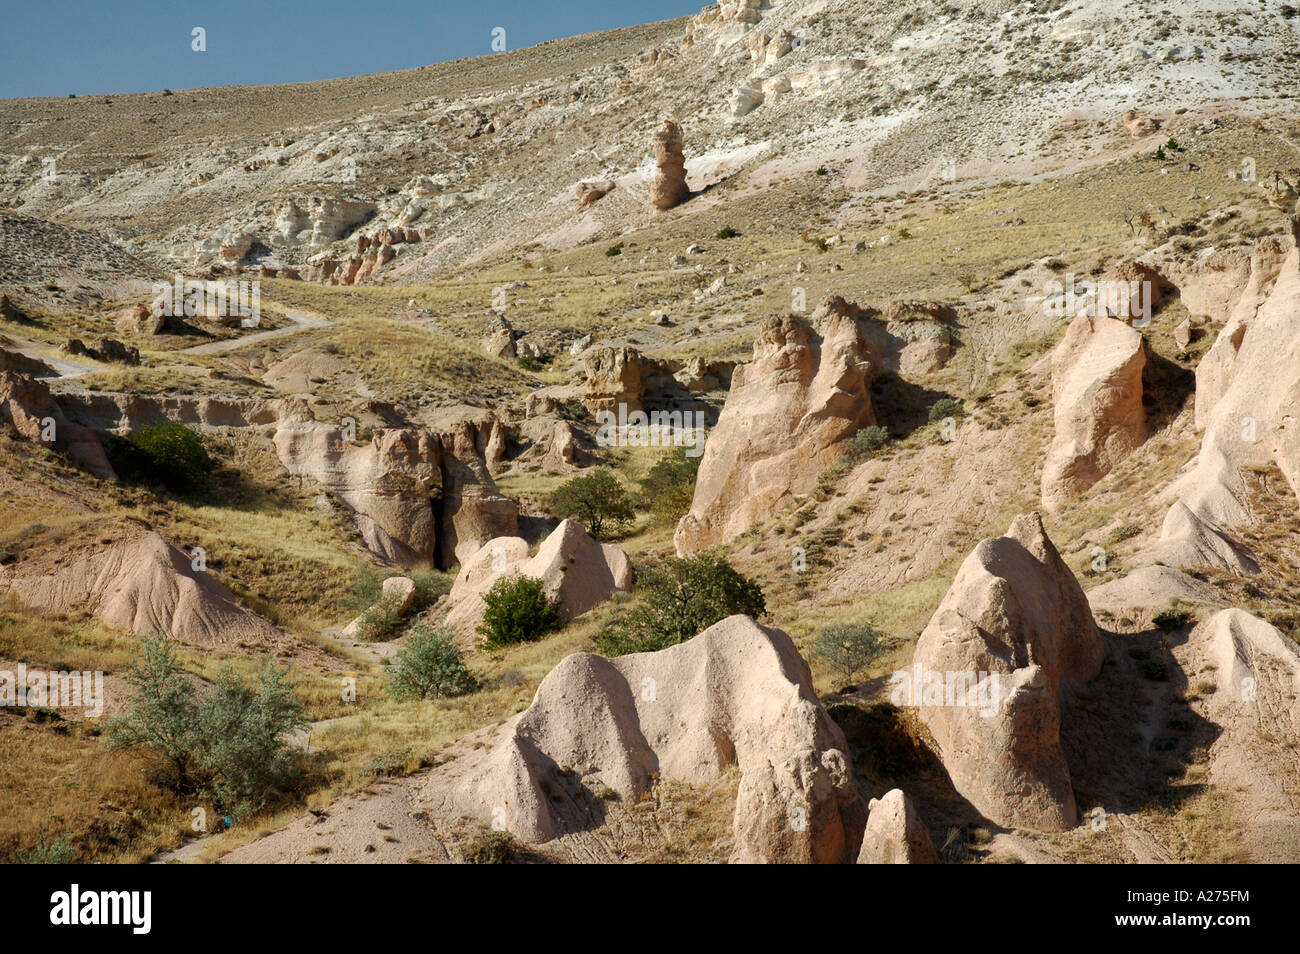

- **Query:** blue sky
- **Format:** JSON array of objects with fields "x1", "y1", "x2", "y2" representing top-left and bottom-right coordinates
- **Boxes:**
[{"x1": 0, "y1": 0, "x2": 704, "y2": 99}]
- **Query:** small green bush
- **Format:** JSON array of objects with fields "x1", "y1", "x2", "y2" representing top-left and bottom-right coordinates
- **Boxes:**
[
  {"x1": 465, "y1": 829, "x2": 521, "y2": 864},
  {"x1": 928, "y1": 398, "x2": 963, "y2": 423},
  {"x1": 128, "y1": 421, "x2": 210, "y2": 489},
  {"x1": 814, "y1": 622, "x2": 889, "y2": 686},
  {"x1": 387, "y1": 624, "x2": 477, "y2": 700},
  {"x1": 594, "y1": 554, "x2": 765, "y2": 656},
  {"x1": 355, "y1": 596, "x2": 403, "y2": 642},
  {"x1": 849, "y1": 425, "x2": 890, "y2": 459},
  {"x1": 716, "y1": 226, "x2": 740, "y2": 239},
  {"x1": 16, "y1": 834, "x2": 75, "y2": 864},
  {"x1": 605, "y1": 243, "x2": 624, "y2": 257},
  {"x1": 477, "y1": 573, "x2": 563, "y2": 647}
]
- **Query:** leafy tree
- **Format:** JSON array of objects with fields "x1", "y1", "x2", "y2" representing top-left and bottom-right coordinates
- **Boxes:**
[
  {"x1": 106, "y1": 634, "x2": 200, "y2": 791},
  {"x1": 128, "y1": 421, "x2": 210, "y2": 489},
  {"x1": 196, "y1": 664, "x2": 307, "y2": 817},
  {"x1": 106, "y1": 634, "x2": 306, "y2": 816},
  {"x1": 813, "y1": 622, "x2": 889, "y2": 686},
  {"x1": 548, "y1": 469, "x2": 635, "y2": 540},
  {"x1": 387, "y1": 624, "x2": 478, "y2": 700},
  {"x1": 477, "y1": 573, "x2": 563, "y2": 647},
  {"x1": 639, "y1": 450, "x2": 701, "y2": 524},
  {"x1": 593, "y1": 554, "x2": 765, "y2": 656}
]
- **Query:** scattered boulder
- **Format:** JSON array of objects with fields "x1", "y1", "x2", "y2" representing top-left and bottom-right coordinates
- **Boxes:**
[
  {"x1": 1041, "y1": 312, "x2": 1147, "y2": 512},
  {"x1": 651, "y1": 120, "x2": 690, "y2": 212},
  {"x1": 483, "y1": 328, "x2": 516, "y2": 359},
  {"x1": 341, "y1": 575, "x2": 418, "y2": 638},
  {"x1": 856, "y1": 789, "x2": 939, "y2": 864},
  {"x1": 0, "y1": 531, "x2": 288, "y2": 649},
  {"x1": 675, "y1": 313, "x2": 878, "y2": 554},
  {"x1": 420, "y1": 614, "x2": 865, "y2": 862},
  {"x1": 443, "y1": 519, "x2": 632, "y2": 641},
  {"x1": 65, "y1": 336, "x2": 140, "y2": 366},
  {"x1": 113, "y1": 302, "x2": 166, "y2": 337},
  {"x1": 1122, "y1": 108, "x2": 1159, "y2": 138},
  {"x1": 910, "y1": 513, "x2": 1103, "y2": 831},
  {"x1": 577, "y1": 180, "x2": 616, "y2": 209}
]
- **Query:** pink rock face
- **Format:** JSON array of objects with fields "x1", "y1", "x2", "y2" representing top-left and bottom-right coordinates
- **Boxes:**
[
  {"x1": 1175, "y1": 223, "x2": 1300, "y2": 527},
  {"x1": 675, "y1": 313, "x2": 877, "y2": 554},
  {"x1": 910, "y1": 513, "x2": 1103, "y2": 831},
  {"x1": 443, "y1": 519, "x2": 632, "y2": 641},
  {"x1": 1040, "y1": 313, "x2": 1147, "y2": 512},
  {"x1": 580, "y1": 346, "x2": 660, "y2": 413},
  {"x1": 273, "y1": 407, "x2": 516, "y2": 568},
  {"x1": 420, "y1": 614, "x2": 865, "y2": 863},
  {"x1": 0, "y1": 371, "x2": 115, "y2": 479},
  {"x1": 0, "y1": 531, "x2": 288, "y2": 650},
  {"x1": 857, "y1": 789, "x2": 939, "y2": 864},
  {"x1": 651, "y1": 120, "x2": 690, "y2": 212}
]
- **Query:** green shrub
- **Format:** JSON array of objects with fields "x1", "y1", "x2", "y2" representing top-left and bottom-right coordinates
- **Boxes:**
[
  {"x1": 716, "y1": 226, "x2": 740, "y2": 239},
  {"x1": 639, "y1": 450, "x2": 701, "y2": 524},
  {"x1": 106, "y1": 634, "x2": 306, "y2": 817},
  {"x1": 605, "y1": 243, "x2": 624, "y2": 257},
  {"x1": 16, "y1": 834, "x2": 75, "y2": 864},
  {"x1": 593, "y1": 554, "x2": 765, "y2": 656},
  {"x1": 477, "y1": 573, "x2": 563, "y2": 647},
  {"x1": 355, "y1": 596, "x2": 403, "y2": 642},
  {"x1": 387, "y1": 624, "x2": 477, "y2": 700},
  {"x1": 128, "y1": 421, "x2": 210, "y2": 489},
  {"x1": 517, "y1": 354, "x2": 544, "y2": 372},
  {"x1": 465, "y1": 829, "x2": 522, "y2": 864},
  {"x1": 928, "y1": 398, "x2": 963, "y2": 423},
  {"x1": 195, "y1": 664, "x2": 308, "y2": 817},
  {"x1": 814, "y1": 622, "x2": 888, "y2": 686},
  {"x1": 849, "y1": 425, "x2": 890, "y2": 459},
  {"x1": 548, "y1": 469, "x2": 635, "y2": 540}
]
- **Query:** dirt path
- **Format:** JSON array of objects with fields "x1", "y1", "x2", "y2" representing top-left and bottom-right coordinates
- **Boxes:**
[
  {"x1": 1, "y1": 333, "x2": 100, "y2": 378},
  {"x1": 177, "y1": 307, "x2": 330, "y2": 356}
]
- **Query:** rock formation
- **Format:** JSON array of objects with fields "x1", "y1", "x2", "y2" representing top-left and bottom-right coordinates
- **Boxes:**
[
  {"x1": 1041, "y1": 312, "x2": 1147, "y2": 511},
  {"x1": 0, "y1": 371, "x2": 115, "y2": 478},
  {"x1": 1187, "y1": 610, "x2": 1300, "y2": 861},
  {"x1": 420, "y1": 614, "x2": 865, "y2": 862},
  {"x1": 443, "y1": 519, "x2": 632, "y2": 640},
  {"x1": 651, "y1": 120, "x2": 690, "y2": 212},
  {"x1": 341, "y1": 575, "x2": 417, "y2": 638},
  {"x1": 274, "y1": 405, "x2": 516, "y2": 568},
  {"x1": 1174, "y1": 221, "x2": 1300, "y2": 527},
  {"x1": 856, "y1": 789, "x2": 939, "y2": 864},
  {"x1": 576, "y1": 180, "x2": 616, "y2": 209},
  {"x1": 0, "y1": 531, "x2": 289, "y2": 650},
  {"x1": 675, "y1": 313, "x2": 878, "y2": 554},
  {"x1": 910, "y1": 513, "x2": 1103, "y2": 831}
]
